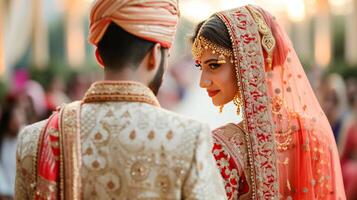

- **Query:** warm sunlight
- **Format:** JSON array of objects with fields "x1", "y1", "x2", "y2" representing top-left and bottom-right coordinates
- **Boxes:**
[
  {"x1": 286, "y1": 0, "x2": 306, "y2": 22},
  {"x1": 217, "y1": 0, "x2": 254, "y2": 10},
  {"x1": 180, "y1": 0, "x2": 214, "y2": 23},
  {"x1": 329, "y1": 0, "x2": 354, "y2": 14}
]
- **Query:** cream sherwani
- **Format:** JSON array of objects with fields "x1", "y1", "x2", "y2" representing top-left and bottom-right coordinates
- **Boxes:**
[{"x1": 15, "y1": 81, "x2": 226, "y2": 200}]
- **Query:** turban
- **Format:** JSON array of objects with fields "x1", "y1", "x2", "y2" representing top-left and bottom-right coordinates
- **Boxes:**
[{"x1": 88, "y1": 0, "x2": 179, "y2": 48}]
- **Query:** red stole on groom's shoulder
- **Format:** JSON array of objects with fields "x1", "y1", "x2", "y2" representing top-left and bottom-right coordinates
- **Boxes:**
[{"x1": 34, "y1": 102, "x2": 82, "y2": 200}]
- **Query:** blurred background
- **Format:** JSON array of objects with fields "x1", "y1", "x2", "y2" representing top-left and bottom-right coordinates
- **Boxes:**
[{"x1": 0, "y1": 0, "x2": 357, "y2": 199}]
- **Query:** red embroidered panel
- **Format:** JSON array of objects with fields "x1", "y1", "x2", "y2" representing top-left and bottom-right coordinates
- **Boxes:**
[{"x1": 213, "y1": 142, "x2": 249, "y2": 199}]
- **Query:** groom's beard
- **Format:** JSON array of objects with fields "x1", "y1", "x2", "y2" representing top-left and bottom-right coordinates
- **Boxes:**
[{"x1": 148, "y1": 53, "x2": 165, "y2": 96}]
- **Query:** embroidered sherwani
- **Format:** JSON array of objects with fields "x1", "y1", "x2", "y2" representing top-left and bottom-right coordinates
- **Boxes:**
[{"x1": 15, "y1": 81, "x2": 227, "y2": 200}]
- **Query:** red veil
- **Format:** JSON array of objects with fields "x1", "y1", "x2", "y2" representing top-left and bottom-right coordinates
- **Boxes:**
[{"x1": 216, "y1": 5, "x2": 346, "y2": 199}]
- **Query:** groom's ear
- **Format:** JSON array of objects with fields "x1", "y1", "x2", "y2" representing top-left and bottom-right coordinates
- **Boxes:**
[
  {"x1": 133, "y1": 43, "x2": 163, "y2": 84},
  {"x1": 147, "y1": 43, "x2": 162, "y2": 71},
  {"x1": 95, "y1": 49, "x2": 105, "y2": 68}
]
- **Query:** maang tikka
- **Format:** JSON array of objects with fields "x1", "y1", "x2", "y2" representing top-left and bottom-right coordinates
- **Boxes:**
[{"x1": 192, "y1": 36, "x2": 233, "y2": 65}]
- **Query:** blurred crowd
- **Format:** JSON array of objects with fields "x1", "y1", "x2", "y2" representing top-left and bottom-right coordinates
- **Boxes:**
[
  {"x1": 0, "y1": 66, "x2": 356, "y2": 199},
  {"x1": 0, "y1": 69, "x2": 96, "y2": 200},
  {"x1": 317, "y1": 72, "x2": 357, "y2": 200}
]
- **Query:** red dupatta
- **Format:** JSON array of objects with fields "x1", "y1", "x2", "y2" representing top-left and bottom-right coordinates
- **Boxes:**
[
  {"x1": 34, "y1": 102, "x2": 82, "y2": 200},
  {"x1": 212, "y1": 5, "x2": 345, "y2": 199}
]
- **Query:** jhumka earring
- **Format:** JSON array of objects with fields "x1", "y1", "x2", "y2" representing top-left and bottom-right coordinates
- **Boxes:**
[
  {"x1": 233, "y1": 93, "x2": 242, "y2": 115},
  {"x1": 219, "y1": 105, "x2": 224, "y2": 113}
]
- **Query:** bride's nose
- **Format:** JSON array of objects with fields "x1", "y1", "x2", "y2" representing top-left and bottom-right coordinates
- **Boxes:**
[{"x1": 200, "y1": 73, "x2": 212, "y2": 88}]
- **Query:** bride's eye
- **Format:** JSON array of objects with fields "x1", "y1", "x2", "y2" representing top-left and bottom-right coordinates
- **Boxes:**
[
  {"x1": 195, "y1": 63, "x2": 202, "y2": 70},
  {"x1": 209, "y1": 63, "x2": 221, "y2": 70}
]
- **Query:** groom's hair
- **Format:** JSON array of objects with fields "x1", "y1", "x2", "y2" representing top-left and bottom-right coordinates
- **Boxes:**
[
  {"x1": 97, "y1": 23, "x2": 156, "y2": 70},
  {"x1": 191, "y1": 15, "x2": 232, "y2": 50}
]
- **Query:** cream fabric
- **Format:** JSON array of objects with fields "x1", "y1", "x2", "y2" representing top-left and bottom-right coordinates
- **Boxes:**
[{"x1": 15, "y1": 83, "x2": 227, "y2": 200}]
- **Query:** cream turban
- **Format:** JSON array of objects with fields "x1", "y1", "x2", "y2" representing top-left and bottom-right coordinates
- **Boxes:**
[{"x1": 88, "y1": 0, "x2": 179, "y2": 48}]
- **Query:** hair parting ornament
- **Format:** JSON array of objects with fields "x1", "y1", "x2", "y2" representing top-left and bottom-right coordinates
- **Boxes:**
[
  {"x1": 192, "y1": 6, "x2": 276, "y2": 70},
  {"x1": 192, "y1": 34, "x2": 233, "y2": 65}
]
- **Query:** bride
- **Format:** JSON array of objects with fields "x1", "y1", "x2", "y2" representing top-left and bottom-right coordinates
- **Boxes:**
[{"x1": 191, "y1": 5, "x2": 346, "y2": 200}]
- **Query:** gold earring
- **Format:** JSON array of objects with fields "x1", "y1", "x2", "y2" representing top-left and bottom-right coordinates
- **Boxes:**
[
  {"x1": 233, "y1": 93, "x2": 242, "y2": 115},
  {"x1": 219, "y1": 105, "x2": 224, "y2": 113}
]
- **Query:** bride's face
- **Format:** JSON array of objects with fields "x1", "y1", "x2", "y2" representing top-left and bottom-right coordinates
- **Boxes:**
[{"x1": 198, "y1": 50, "x2": 238, "y2": 106}]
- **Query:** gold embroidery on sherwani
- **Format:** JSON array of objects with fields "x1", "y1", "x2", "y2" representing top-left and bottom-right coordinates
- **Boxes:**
[
  {"x1": 83, "y1": 81, "x2": 160, "y2": 106},
  {"x1": 36, "y1": 175, "x2": 58, "y2": 198},
  {"x1": 79, "y1": 81, "x2": 227, "y2": 199},
  {"x1": 59, "y1": 101, "x2": 82, "y2": 200},
  {"x1": 15, "y1": 120, "x2": 47, "y2": 199},
  {"x1": 16, "y1": 81, "x2": 227, "y2": 199}
]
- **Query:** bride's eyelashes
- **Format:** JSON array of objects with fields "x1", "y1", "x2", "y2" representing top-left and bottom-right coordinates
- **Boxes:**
[
  {"x1": 208, "y1": 63, "x2": 221, "y2": 70},
  {"x1": 195, "y1": 63, "x2": 222, "y2": 71}
]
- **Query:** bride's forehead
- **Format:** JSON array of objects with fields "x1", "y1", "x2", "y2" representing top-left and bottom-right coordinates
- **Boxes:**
[
  {"x1": 201, "y1": 50, "x2": 219, "y2": 58},
  {"x1": 197, "y1": 51, "x2": 219, "y2": 62}
]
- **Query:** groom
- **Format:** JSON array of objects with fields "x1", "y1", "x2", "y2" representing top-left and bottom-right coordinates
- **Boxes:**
[{"x1": 14, "y1": 0, "x2": 226, "y2": 199}]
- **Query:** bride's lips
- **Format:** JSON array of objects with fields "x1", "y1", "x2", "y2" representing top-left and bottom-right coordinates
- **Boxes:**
[{"x1": 207, "y1": 90, "x2": 220, "y2": 97}]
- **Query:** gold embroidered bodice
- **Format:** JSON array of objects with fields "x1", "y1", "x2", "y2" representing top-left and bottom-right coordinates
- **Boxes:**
[
  {"x1": 15, "y1": 81, "x2": 227, "y2": 200},
  {"x1": 212, "y1": 123, "x2": 253, "y2": 200}
]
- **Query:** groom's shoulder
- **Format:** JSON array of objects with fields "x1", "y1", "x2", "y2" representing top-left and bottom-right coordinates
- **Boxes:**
[
  {"x1": 17, "y1": 120, "x2": 48, "y2": 159},
  {"x1": 19, "y1": 120, "x2": 47, "y2": 141}
]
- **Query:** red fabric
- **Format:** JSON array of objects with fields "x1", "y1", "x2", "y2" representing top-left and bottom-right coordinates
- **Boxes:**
[
  {"x1": 35, "y1": 113, "x2": 60, "y2": 200},
  {"x1": 212, "y1": 142, "x2": 249, "y2": 199},
  {"x1": 341, "y1": 123, "x2": 357, "y2": 163},
  {"x1": 341, "y1": 123, "x2": 357, "y2": 199}
]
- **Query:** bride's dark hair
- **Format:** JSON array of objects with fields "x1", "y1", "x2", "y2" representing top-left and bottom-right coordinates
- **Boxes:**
[{"x1": 191, "y1": 15, "x2": 232, "y2": 50}]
